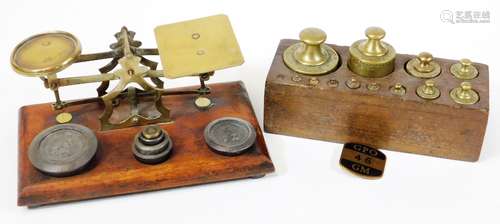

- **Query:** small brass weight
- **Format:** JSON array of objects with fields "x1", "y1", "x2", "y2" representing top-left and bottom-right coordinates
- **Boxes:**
[{"x1": 10, "y1": 15, "x2": 244, "y2": 131}]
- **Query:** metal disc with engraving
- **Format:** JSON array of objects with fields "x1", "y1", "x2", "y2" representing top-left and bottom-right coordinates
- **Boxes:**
[
  {"x1": 204, "y1": 117, "x2": 256, "y2": 156},
  {"x1": 28, "y1": 124, "x2": 98, "y2": 177},
  {"x1": 339, "y1": 143, "x2": 386, "y2": 179}
]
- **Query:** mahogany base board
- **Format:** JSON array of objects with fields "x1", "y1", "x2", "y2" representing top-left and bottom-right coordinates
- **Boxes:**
[{"x1": 18, "y1": 81, "x2": 275, "y2": 207}]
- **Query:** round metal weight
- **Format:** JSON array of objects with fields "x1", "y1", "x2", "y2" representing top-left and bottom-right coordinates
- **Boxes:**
[
  {"x1": 28, "y1": 124, "x2": 98, "y2": 177},
  {"x1": 132, "y1": 126, "x2": 173, "y2": 164},
  {"x1": 204, "y1": 117, "x2": 256, "y2": 156}
]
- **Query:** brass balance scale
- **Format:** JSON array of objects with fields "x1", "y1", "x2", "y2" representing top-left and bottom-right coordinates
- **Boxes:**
[
  {"x1": 12, "y1": 15, "x2": 275, "y2": 207},
  {"x1": 12, "y1": 15, "x2": 244, "y2": 130}
]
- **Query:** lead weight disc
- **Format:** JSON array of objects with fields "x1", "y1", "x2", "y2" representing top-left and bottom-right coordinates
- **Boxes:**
[
  {"x1": 28, "y1": 124, "x2": 98, "y2": 177},
  {"x1": 204, "y1": 117, "x2": 256, "y2": 156},
  {"x1": 339, "y1": 143, "x2": 386, "y2": 179}
]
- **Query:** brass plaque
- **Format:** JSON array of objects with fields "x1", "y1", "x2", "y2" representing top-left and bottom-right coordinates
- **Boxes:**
[
  {"x1": 154, "y1": 14, "x2": 244, "y2": 78},
  {"x1": 340, "y1": 143, "x2": 386, "y2": 179}
]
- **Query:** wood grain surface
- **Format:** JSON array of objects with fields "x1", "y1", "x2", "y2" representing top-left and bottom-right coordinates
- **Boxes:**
[{"x1": 18, "y1": 81, "x2": 274, "y2": 207}]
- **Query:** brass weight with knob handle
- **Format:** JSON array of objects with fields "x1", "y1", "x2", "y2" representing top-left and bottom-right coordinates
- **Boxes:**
[
  {"x1": 348, "y1": 27, "x2": 396, "y2": 78},
  {"x1": 283, "y1": 27, "x2": 339, "y2": 75},
  {"x1": 406, "y1": 52, "x2": 441, "y2": 78}
]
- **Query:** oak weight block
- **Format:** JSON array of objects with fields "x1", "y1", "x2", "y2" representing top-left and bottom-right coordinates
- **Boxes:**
[{"x1": 264, "y1": 38, "x2": 489, "y2": 161}]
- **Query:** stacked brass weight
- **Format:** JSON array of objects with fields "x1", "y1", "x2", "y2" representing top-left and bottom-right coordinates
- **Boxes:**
[
  {"x1": 283, "y1": 28, "x2": 339, "y2": 75},
  {"x1": 348, "y1": 27, "x2": 396, "y2": 77},
  {"x1": 132, "y1": 125, "x2": 173, "y2": 164}
]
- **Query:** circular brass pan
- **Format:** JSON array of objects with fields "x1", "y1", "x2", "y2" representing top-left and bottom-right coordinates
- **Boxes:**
[
  {"x1": 11, "y1": 31, "x2": 81, "y2": 76},
  {"x1": 405, "y1": 58, "x2": 441, "y2": 78},
  {"x1": 283, "y1": 43, "x2": 339, "y2": 75}
]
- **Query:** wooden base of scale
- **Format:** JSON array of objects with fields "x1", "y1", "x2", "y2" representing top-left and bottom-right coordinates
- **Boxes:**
[{"x1": 18, "y1": 81, "x2": 275, "y2": 207}]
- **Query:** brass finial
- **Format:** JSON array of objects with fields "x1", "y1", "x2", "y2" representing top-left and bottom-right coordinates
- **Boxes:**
[
  {"x1": 346, "y1": 77, "x2": 361, "y2": 89},
  {"x1": 406, "y1": 52, "x2": 441, "y2": 78},
  {"x1": 296, "y1": 28, "x2": 328, "y2": 65},
  {"x1": 283, "y1": 27, "x2": 339, "y2": 75},
  {"x1": 348, "y1": 27, "x2": 396, "y2": 78},
  {"x1": 417, "y1": 80, "x2": 440, "y2": 100},
  {"x1": 390, "y1": 83, "x2": 406, "y2": 96},
  {"x1": 451, "y1": 58, "x2": 478, "y2": 80},
  {"x1": 309, "y1": 77, "x2": 320, "y2": 86},
  {"x1": 142, "y1": 125, "x2": 163, "y2": 139},
  {"x1": 358, "y1": 27, "x2": 387, "y2": 56},
  {"x1": 367, "y1": 82, "x2": 380, "y2": 91},
  {"x1": 450, "y1": 82, "x2": 479, "y2": 105}
]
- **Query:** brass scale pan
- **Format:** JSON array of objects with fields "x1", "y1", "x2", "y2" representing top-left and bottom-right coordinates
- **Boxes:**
[{"x1": 11, "y1": 31, "x2": 81, "y2": 77}]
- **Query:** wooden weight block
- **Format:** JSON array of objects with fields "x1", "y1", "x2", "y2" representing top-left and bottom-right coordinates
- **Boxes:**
[{"x1": 264, "y1": 39, "x2": 489, "y2": 161}]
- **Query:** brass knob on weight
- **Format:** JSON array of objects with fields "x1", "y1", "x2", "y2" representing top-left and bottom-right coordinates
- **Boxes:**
[
  {"x1": 295, "y1": 28, "x2": 329, "y2": 66},
  {"x1": 417, "y1": 80, "x2": 440, "y2": 100},
  {"x1": 390, "y1": 83, "x2": 406, "y2": 96},
  {"x1": 451, "y1": 58, "x2": 478, "y2": 80},
  {"x1": 133, "y1": 125, "x2": 173, "y2": 164},
  {"x1": 283, "y1": 28, "x2": 339, "y2": 75},
  {"x1": 348, "y1": 27, "x2": 396, "y2": 78},
  {"x1": 406, "y1": 52, "x2": 441, "y2": 78},
  {"x1": 450, "y1": 82, "x2": 479, "y2": 105},
  {"x1": 142, "y1": 125, "x2": 163, "y2": 139}
]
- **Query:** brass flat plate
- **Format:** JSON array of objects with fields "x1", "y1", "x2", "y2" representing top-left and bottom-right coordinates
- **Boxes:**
[
  {"x1": 11, "y1": 31, "x2": 81, "y2": 76},
  {"x1": 154, "y1": 14, "x2": 244, "y2": 78},
  {"x1": 340, "y1": 143, "x2": 386, "y2": 179}
]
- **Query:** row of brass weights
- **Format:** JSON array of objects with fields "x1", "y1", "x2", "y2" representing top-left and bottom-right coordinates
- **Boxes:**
[{"x1": 283, "y1": 27, "x2": 480, "y2": 105}]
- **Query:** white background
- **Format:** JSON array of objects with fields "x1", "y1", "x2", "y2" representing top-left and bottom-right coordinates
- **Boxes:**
[{"x1": 1, "y1": 0, "x2": 499, "y2": 223}]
